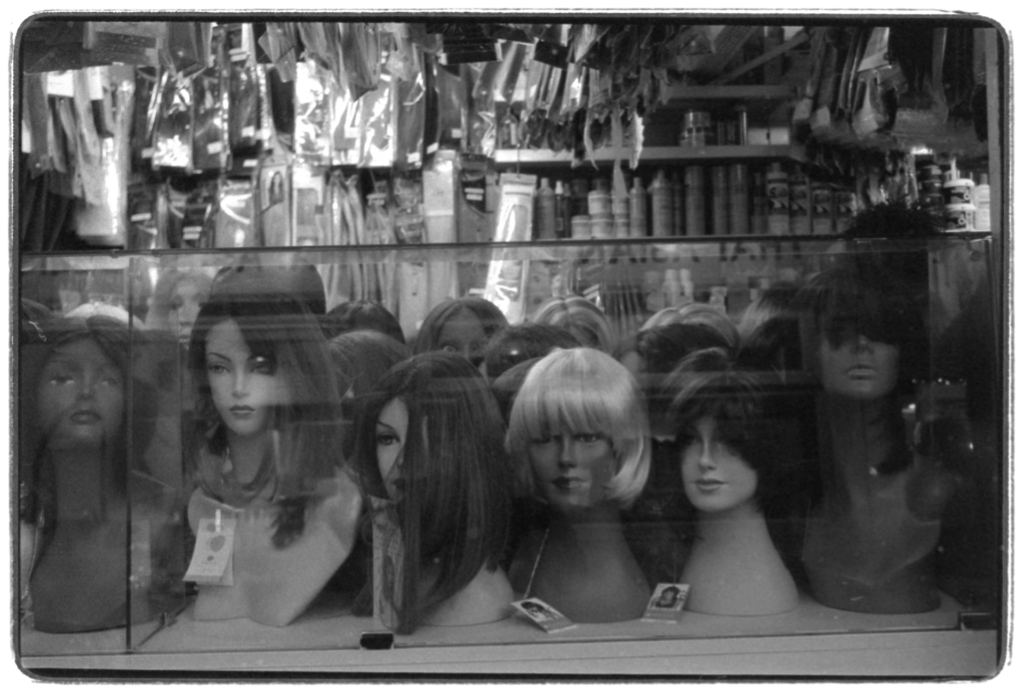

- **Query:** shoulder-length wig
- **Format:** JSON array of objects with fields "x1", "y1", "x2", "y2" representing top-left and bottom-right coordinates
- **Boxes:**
[
  {"x1": 413, "y1": 297, "x2": 509, "y2": 357},
  {"x1": 666, "y1": 348, "x2": 800, "y2": 515},
  {"x1": 529, "y1": 296, "x2": 618, "y2": 354},
  {"x1": 506, "y1": 347, "x2": 650, "y2": 509},
  {"x1": 187, "y1": 288, "x2": 343, "y2": 548},
  {"x1": 352, "y1": 352, "x2": 512, "y2": 635}
]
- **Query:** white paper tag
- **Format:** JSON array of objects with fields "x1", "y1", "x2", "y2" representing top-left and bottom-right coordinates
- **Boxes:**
[
  {"x1": 641, "y1": 582, "x2": 690, "y2": 623},
  {"x1": 46, "y1": 71, "x2": 75, "y2": 98},
  {"x1": 512, "y1": 598, "x2": 576, "y2": 633},
  {"x1": 184, "y1": 513, "x2": 236, "y2": 586}
]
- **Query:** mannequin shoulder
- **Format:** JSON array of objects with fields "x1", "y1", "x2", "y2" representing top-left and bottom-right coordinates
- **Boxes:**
[{"x1": 312, "y1": 468, "x2": 363, "y2": 538}]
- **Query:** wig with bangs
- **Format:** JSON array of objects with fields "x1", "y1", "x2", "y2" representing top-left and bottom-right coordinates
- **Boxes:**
[
  {"x1": 795, "y1": 258, "x2": 927, "y2": 389},
  {"x1": 666, "y1": 348, "x2": 810, "y2": 520},
  {"x1": 507, "y1": 347, "x2": 650, "y2": 509},
  {"x1": 187, "y1": 287, "x2": 343, "y2": 549},
  {"x1": 351, "y1": 352, "x2": 512, "y2": 635}
]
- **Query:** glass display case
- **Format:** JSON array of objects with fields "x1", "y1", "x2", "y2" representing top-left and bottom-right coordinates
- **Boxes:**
[{"x1": 13, "y1": 14, "x2": 1008, "y2": 679}]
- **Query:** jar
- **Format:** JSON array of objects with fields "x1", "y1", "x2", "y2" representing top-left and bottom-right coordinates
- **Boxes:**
[
  {"x1": 680, "y1": 110, "x2": 713, "y2": 147},
  {"x1": 571, "y1": 214, "x2": 592, "y2": 239}
]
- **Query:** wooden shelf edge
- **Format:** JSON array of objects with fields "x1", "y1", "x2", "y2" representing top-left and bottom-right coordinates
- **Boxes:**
[{"x1": 495, "y1": 144, "x2": 805, "y2": 166}]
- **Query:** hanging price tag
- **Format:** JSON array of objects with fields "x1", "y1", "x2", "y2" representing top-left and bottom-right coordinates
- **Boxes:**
[{"x1": 184, "y1": 512, "x2": 236, "y2": 586}]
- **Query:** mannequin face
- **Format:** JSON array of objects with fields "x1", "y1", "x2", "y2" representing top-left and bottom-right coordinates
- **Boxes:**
[
  {"x1": 171, "y1": 280, "x2": 205, "y2": 343},
  {"x1": 818, "y1": 333, "x2": 900, "y2": 401},
  {"x1": 205, "y1": 319, "x2": 292, "y2": 441},
  {"x1": 376, "y1": 398, "x2": 409, "y2": 500},
  {"x1": 680, "y1": 417, "x2": 759, "y2": 516},
  {"x1": 37, "y1": 338, "x2": 125, "y2": 450},
  {"x1": 529, "y1": 427, "x2": 617, "y2": 514},
  {"x1": 436, "y1": 308, "x2": 487, "y2": 365}
]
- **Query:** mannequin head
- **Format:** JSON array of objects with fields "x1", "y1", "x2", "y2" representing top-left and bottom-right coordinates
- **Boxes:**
[
  {"x1": 148, "y1": 268, "x2": 213, "y2": 342},
  {"x1": 482, "y1": 323, "x2": 580, "y2": 380},
  {"x1": 797, "y1": 254, "x2": 927, "y2": 404},
  {"x1": 668, "y1": 348, "x2": 792, "y2": 518},
  {"x1": 530, "y1": 296, "x2": 617, "y2": 354},
  {"x1": 641, "y1": 302, "x2": 739, "y2": 351},
  {"x1": 507, "y1": 347, "x2": 650, "y2": 514},
  {"x1": 188, "y1": 273, "x2": 342, "y2": 545},
  {"x1": 737, "y1": 282, "x2": 802, "y2": 378},
  {"x1": 414, "y1": 297, "x2": 509, "y2": 368},
  {"x1": 354, "y1": 352, "x2": 511, "y2": 634},
  {"x1": 26, "y1": 316, "x2": 133, "y2": 459},
  {"x1": 327, "y1": 330, "x2": 411, "y2": 458},
  {"x1": 20, "y1": 315, "x2": 158, "y2": 524},
  {"x1": 324, "y1": 300, "x2": 405, "y2": 345}
]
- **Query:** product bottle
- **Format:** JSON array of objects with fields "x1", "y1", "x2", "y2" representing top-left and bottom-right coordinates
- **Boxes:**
[
  {"x1": 975, "y1": 173, "x2": 991, "y2": 231},
  {"x1": 536, "y1": 177, "x2": 556, "y2": 240},
  {"x1": 789, "y1": 171, "x2": 810, "y2": 235},
  {"x1": 662, "y1": 268, "x2": 682, "y2": 308},
  {"x1": 650, "y1": 168, "x2": 672, "y2": 237},
  {"x1": 684, "y1": 165, "x2": 706, "y2": 235},
  {"x1": 728, "y1": 163, "x2": 750, "y2": 235},
  {"x1": 629, "y1": 176, "x2": 648, "y2": 237},
  {"x1": 766, "y1": 162, "x2": 789, "y2": 236},
  {"x1": 711, "y1": 165, "x2": 729, "y2": 236},
  {"x1": 554, "y1": 180, "x2": 567, "y2": 238},
  {"x1": 671, "y1": 170, "x2": 684, "y2": 236}
]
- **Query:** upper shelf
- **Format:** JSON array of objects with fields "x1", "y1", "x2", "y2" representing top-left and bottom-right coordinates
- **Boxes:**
[{"x1": 494, "y1": 144, "x2": 806, "y2": 167}]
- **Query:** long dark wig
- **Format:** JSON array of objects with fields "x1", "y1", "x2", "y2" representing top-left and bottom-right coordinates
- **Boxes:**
[
  {"x1": 187, "y1": 289, "x2": 343, "y2": 549},
  {"x1": 352, "y1": 352, "x2": 512, "y2": 634}
]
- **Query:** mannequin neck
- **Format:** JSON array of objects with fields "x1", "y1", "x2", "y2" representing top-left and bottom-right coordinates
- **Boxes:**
[
  {"x1": 548, "y1": 502, "x2": 626, "y2": 545},
  {"x1": 823, "y1": 394, "x2": 899, "y2": 479},
  {"x1": 694, "y1": 500, "x2": 766, "y2": 542},
  {"x1": 682, "y1": 502, "x2": 798, "y2": 616},
  {"x1": 225, "y1": 428, "x2": 273, "y2": 483},
  {"x1": 47, "y1": 445, "x2": 122, "y2": 520}
]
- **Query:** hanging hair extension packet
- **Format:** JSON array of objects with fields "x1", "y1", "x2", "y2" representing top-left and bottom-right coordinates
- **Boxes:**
[
  {"x1": 212, "y1": 178, "x2": 256, "y2": 248},
  {"x1": 256, "y1": 158, "x2": 291, "y2": 247},
  {"x1": 291, "y1": 164, "x2": 328, "y2": 246},
  {"x1": 294, "y1": 60, "x2": 333, "y2": 164},
  {"x1": 152, "y1": 72, "x2": 193, "y2": 170},
  {"x1": 482, "y1": 173, "x2": 536, "y2": 324}
]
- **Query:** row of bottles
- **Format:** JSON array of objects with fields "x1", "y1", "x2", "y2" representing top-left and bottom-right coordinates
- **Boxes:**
[
  {"x1": 527, "y1": 162, "x2": 858, "y2": 241},
  {"x1": 916, "y1": 159, "x2": 991, "y2": 232}
]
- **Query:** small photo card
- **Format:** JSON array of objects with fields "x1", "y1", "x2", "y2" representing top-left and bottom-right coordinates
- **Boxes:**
[
  {"x1": 512, "y1": 598, "x2": 576, "y2": 634},
  {"x1": 642, "y1": 583, "x2": 690, "y2": 623}
]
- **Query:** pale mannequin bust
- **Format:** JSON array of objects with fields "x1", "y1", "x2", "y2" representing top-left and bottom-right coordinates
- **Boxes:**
[
  {"x1": 373, "y1": 392, "x2": 514, "y2": 630},
  {"x1": 678, "y1": 416, "x2": 798, "y2": 616},
  {"x1": 187, "y1": 468, "x2": 361, "y2": 627},
  {"x1": 422, "y1": 565, "x2": 514, "y2": 626}
]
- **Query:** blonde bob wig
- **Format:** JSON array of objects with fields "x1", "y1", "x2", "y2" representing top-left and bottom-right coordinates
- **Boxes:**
[{"x1": 506, "y1": 347, "x2": 650, "y2": 509}]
